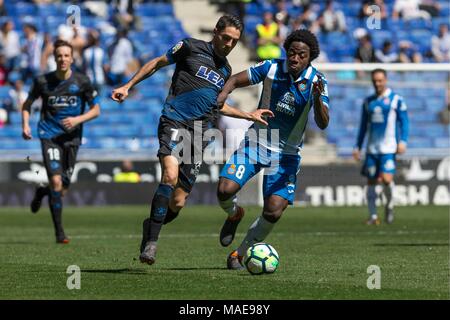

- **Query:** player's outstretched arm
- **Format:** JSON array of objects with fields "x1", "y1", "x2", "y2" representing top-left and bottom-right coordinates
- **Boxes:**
[
  {"x1": 21, "y1": 100, "x2": 33, "y2": 140},
  {"x1": 217, "y1": 70, "x2": 251, "y2": 109},
  {"x1": 220, "y1": 103, "x2": 274, "y2": 126},
  {"x1": 111, "y1": 55, "x2": 170, "y2": 103},
  {"x1": 62, "y1": 104, "x2": 100, "y2": 131}
]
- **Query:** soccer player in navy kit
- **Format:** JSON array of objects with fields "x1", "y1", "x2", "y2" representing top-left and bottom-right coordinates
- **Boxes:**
[
  {"x1": 21, "y1": 39, "x2": 100, "y2": 243},
  {"x1": 215, "y1": 30, "x2": 330, "y2": 269},
  {"x1": 353, "y1": 69, "x2": 409, "y2": 225},
  {"x1": 112, "y1": 15, "x2": 272, "y2": 264}
]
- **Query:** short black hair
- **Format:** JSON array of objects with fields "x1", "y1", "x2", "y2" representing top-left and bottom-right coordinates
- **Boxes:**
[
  {"x1": 53, "y1": 39, "x2": 73, "y2": 56},
  {"x1": 283, "y1": 29, "x2": 320, "y2": 62},
  {"x1": 215, "y1": 14, "x2": 243, "y2": 35},
  {"x1": 371, "y1": 68, "x2": 387, "y2": 77}
]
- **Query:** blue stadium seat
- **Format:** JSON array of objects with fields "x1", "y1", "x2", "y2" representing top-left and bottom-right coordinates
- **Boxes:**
[{"x1": 434, "y1": 137, "x2": 450, "y2": 148}]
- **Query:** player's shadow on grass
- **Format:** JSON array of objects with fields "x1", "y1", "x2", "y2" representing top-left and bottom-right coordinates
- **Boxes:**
[
  {"x1": 374, "y1": 243, "x2": 448, "y2": 247},
  {"x1": 82, "y1": 268, "x2": 150, "y2": 275},
  {"x1": 159, "y1": 267, "x2": 229, "y2": 271}
]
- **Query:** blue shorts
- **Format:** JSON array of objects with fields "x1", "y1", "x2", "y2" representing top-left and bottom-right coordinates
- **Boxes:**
[
  {"x1": 361, "y1": 153, "x2": 396, "y2": 179},
  {"x1": 220, "y1": 142, "x2": 301, "y2": 205}
]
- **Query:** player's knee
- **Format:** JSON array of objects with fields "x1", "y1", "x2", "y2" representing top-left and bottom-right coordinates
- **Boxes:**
[
  {"x1": 50, "y1": 176, "x2": 63, "y2": 192},
  {"x1": 381, "y1": 175, "x2": 393, "y2": 185},
  {"x1": 262, "y1": 210, "x2": 282, "y2": 223},
  {"x1": 217, "y1": 179, "x2": 239, "y2": 201},
  {"x1": 161, "y1": 171, "x2": 178, "y2": 186}
]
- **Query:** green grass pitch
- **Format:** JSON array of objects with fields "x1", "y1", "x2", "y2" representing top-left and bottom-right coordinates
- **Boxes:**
[{"x1": 0, "y1": 205, "x2": 448, "y2": 299}]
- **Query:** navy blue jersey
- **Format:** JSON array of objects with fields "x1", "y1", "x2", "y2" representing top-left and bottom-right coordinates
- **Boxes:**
[
  {"x1": 163, "y1": 38, "x2": 232, "y2": 123},
  {"x1": 26, "y1": 71, "x2": 99, "y2": 144}
]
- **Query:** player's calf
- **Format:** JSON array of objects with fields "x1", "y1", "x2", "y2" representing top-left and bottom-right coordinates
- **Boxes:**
[{"x1": 30, "y1": 185, "x2": 50, "y2": 213}]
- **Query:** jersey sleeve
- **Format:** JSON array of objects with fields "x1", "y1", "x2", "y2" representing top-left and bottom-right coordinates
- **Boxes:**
[
  {"x1": 247, "y1": 60, "x2": 272, "y2": 85},
  {"x1": 165, "y1": 38, "x2": 191, "y2": 64},
  {"x1": 396, "y1": 96, "x2": 409, "y2": 144},
  {"x1": 356, "y1": 99, "x2": 369, "y2": 150},
  {"x1": 82, "y1": 77, "x2": 99, "y2": 107},
  {"x1": 25, "y1": 77, "x2": 41, "y2": 103}
]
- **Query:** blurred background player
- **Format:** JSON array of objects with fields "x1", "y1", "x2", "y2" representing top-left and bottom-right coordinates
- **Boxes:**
[
  {"x1": 352, "y1": 68, "x2": 409, "y2": 225},
  {"x1": 21, "y1": 39, "x2": 100, "y2": 243},
  {"x1": 111, "y1": 15, "x2": 271, "y2": 265},
  {"x1": 216, "y1": 29, "x2": 330, "y2": 270}
]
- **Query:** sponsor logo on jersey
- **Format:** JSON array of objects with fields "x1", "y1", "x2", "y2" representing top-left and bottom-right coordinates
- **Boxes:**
[
  {"x1": 275, "y1": 92, "x2": 296, "y2": 116},
  {"x1": 371, "y1": 106, "x2": 384, "y2": 123},
  {"x1": 48, "y1": 96, "x2": 78, "y2": 108},
  {"x1": 195, "y1": 66, "x2": 225, "y2": 88},
  {"x1": 172, "y1": 41, "x2": 183, "y2": 54}
]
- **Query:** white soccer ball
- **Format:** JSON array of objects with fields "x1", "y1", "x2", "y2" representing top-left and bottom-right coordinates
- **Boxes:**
[{"x1": 244, "y1": 243, "x2": 279, "y2": 275}]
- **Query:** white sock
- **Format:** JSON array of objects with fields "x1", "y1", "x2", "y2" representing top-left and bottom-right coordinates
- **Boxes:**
[
  {"x1": 237, "y1": 215, "x2": 275, "y2": 257},
  {"x1": 367, "y1": 185, "x2": 378, "y2": 219},
  {"x1": 384, "y1": 181, "x2": 394, "y2": 210},
  {"x1": 219, "y1": 195, "x2": 237, "y2": 217}
]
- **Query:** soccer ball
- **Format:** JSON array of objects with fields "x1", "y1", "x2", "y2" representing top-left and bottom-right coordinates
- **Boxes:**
[{"x1": 244, "y1": 243, "x2": 279, "y2": 275}]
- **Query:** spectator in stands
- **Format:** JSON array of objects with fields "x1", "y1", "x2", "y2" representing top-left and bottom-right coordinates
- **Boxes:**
[
  {"x1": 419, "y1": 0, "x2": 441, "y2": 18},
  {"x1": 8, "y1": 75, "x2": 28, "y2": 112},
  {"x1": 439, "y1": 103, "x2": 449, "y2": 125},
  {"x1": 21, "y1": 23, "x2": 44, "y2": 83},
  {"x1": 106, "y1": 28, "x2": 135, "y2": 86},
  {"x1": 0, "y1": 20, "x2": 21, "y2": 71},
  {"x1": 359, "y1": 0, "x2": 388, "y2": 21},
  {"x1": 354, "y1": 34, "x2": 376, "y2": 63},
  {"x1": 0, "y1": 53, "x2": 8, "y2": 85},
  {"x1": 114, "y1": 160, "x2": 141, "y2": 183},
  {"x1": 298, "y1": 3, "x2": 320, "y2": 33},
  {"x1": 40, "y1": 33, "x2": 56, "y2": 73},
  {"x1": 375, "y1": 40, "x2": 399, "y2": 63},
  {"x1": 0, "y1": 107, "x2": 6, "y2": 127},
  {"x1": 319, "y1": 0, "x2": 347, "y2": 33},
  {"x1": 112, "y1": 0, "x2": 140, "y2": 31},
  {"x1": 431, "y1": 24, "x2": 450, "y2": 62},
  {"x1": 222, "y1": 0, "x2": 250, "y2": 24},
  {"x1": 392, "y1": 0, "x2": 431, "y2": 20},
  {"x1": 57, "y1": 24, "x2": 87, "y2": 71},
  {"x1": 275, "y1": 13, "x2": 289, "y2": 44},
  {"x1": 275, "y1": 0, "x2": 291, "y2": 26},
  {"x1": 398, "y1": 40, "x2": 422, "y2": 63},
  {"x1": 256, "y1": 12, "x2": 282, "y2": 61},
  {"x1": 83, "y1": 29, "x2": 107, "y2": 93},
  {"x1": 0, "y1": 0, "x2": 7, "y2": 17}
]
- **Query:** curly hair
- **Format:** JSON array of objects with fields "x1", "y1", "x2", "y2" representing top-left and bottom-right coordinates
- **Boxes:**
[{"x1": 283, "y1": 29, "x2": 320, "y2": 62}]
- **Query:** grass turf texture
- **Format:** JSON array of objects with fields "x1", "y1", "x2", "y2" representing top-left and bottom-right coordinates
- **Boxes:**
[{"x1": 0, "y1": 205, "x2": 448, "y2": 299}]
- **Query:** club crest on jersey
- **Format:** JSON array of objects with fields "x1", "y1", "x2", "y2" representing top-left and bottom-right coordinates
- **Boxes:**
[
  {"x1": 298, "y1": 79, "x2": 308, "y2": 91},
  {"x1": 383, "y1": 98, "x2": 390, "y2": 104},
  {"x1": 195, "y1": 66, "x2": 225, "y2": 88},
  {"x1": 172, "y1": 41, "x2": 183, "y2": 54},
  {"x1": 69, "y1": 84, "x2": 79, "y2": 93},
  {"x1": 227, "y1": 164, "x2": 236, "y2": 175}
]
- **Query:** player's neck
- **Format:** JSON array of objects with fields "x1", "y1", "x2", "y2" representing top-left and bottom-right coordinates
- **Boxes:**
[
  {"x1": 55, "y1": 69, "x2": 72, "y2": 81},
  {"x1": 376, "y1": 88, "x2": 388, "y2": 97}
]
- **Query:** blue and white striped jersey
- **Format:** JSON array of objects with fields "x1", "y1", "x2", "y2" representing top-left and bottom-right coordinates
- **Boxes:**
[
  {"x1": 356, "y1": 88, "x2": 409, "y2": 154},
  {"x1": 246, "y1": 59, "x2": 329, "y2": 155}
]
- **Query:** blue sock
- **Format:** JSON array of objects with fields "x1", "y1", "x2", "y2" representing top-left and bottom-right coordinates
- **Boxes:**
[
  {"x1": 49, "y1": 190, "x2": 64, "y2": 236},
  {"x1": 148, "y1": 184, "x2": 174, "y2": 242}
]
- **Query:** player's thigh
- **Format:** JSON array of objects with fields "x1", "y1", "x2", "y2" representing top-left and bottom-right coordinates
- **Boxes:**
[
  {"x1": 379, "y1": 154, "x2": 396, "y2": 183},
  {"x1": 41, "y1": 139, "x2": 64, "y2": 184},
  {"x1": 219, "y1": 145, "x2": 260, "y2": 190},
  {"x1": 362, "y1": 154, "x2": 381, "y2": 180},
  {"x1": 61, "y1": 144, "x2": 79, "y2": 189}
]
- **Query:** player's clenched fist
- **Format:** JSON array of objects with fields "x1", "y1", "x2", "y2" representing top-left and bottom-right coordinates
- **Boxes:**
[
  {"x1": 111, "y1": 86, "x2": 129, "y2": 103},
  {"x1": 22, "y1": 125, "x2": 32, "y2": 140}
]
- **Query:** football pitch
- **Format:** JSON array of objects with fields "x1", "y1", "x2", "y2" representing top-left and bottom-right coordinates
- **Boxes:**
[{"x1": 0, "y1": 205, "x2": 448, "y2": 300}]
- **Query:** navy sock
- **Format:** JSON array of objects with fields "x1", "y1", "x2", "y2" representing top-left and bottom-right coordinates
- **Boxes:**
[
  {"x1": 163, "y1": 207, "x2": 180, "y2": 225},
  {"x1": 49, "y1": 190, "x2": 64, "y2": 236},
  {"x1": 148, "y1": 184, "x2": 174, "y2": 242}
]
